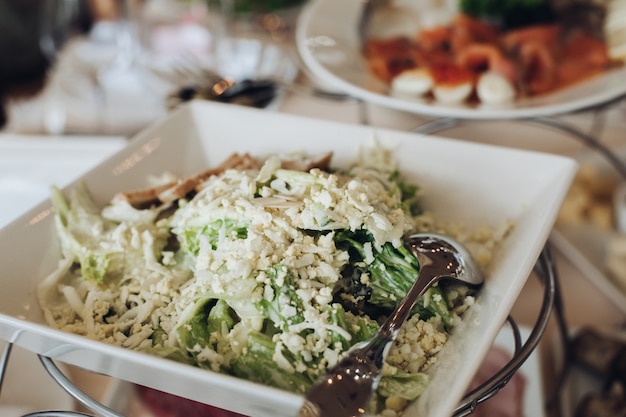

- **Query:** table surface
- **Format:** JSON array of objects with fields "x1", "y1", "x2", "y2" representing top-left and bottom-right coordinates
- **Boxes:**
[{"x1": 3, "y1": 79, "x2": 626, "y2": 417}]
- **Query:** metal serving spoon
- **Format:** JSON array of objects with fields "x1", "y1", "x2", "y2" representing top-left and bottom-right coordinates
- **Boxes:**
[{"x1": 298, "y1": 232, "x2": 484, "y2": 417}]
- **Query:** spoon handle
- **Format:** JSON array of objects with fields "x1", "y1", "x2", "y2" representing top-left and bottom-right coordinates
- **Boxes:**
[{"x1": 360, "y1": 267, "x2": 440, "y2": 365}]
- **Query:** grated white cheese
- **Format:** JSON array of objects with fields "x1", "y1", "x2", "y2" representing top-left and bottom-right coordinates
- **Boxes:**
[{"x1": 37, "y1": 149, "x2": 510, "y2": 417}]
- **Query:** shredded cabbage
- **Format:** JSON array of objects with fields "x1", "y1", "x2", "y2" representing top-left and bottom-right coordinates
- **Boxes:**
[{"x1": 38, "y1": 146, "x2": 495, "y2": 415}]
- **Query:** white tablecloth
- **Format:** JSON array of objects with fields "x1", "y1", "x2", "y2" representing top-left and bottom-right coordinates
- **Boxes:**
[{"x1": 0, "y1": 134, "x2": 126, "y2": 229}]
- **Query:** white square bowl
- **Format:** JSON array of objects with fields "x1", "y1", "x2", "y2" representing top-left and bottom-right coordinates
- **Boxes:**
[{"x1": 0, "y1": 101, "x2": 576, "y2": 417}]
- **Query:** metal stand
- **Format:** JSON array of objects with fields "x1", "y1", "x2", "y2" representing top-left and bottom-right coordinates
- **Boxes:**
[
  {"x1": 1, "y1": 97, "x2": 624, "y2": 417},
  {"x1": 414, "y1": 115, "x2": 626, "y2": 180},
  {"x1": 0, "y1": 243, "x2": 559, "y2": 417},
  {"x1": 414, "y1": 103, "x2": 626, "y2": 417},
  {"x1": 454, "y1": 247, "x2": 558, "y2": 417}
]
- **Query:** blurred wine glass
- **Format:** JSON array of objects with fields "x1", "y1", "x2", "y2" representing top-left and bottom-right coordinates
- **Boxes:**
[
  {"x1": 87, "y1": 0, "x2": 146, "y2": 71},
  {"x1": 39, "y1": 0, "x2": 91, "y2": 65},
  {"x1": 207, "y1": 0, "x2": 305, "y2": 80},
  {"x1": 37, "y1": 0, "x2": 92, "y2": 134},
  {"x1": 36, "y1": 0, "x2": 161, "y2": 135},
  {"x1": 90, "y1": 0, "x2": 169, "y2": 135}
]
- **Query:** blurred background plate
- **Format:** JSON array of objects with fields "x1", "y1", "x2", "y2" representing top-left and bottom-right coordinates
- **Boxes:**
[
  {"x1": 550, "y1": 229, "x2": 626, "y2": 315},
  {"x1": 550, "y1": 144, "x2": 626, "y2": 315},
  {"x1": 550, "y1": 327, "x2": 626, "y2": 417},
  {"x1": 296, "y1": 0, "x2": 626, "y2": 120}
]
